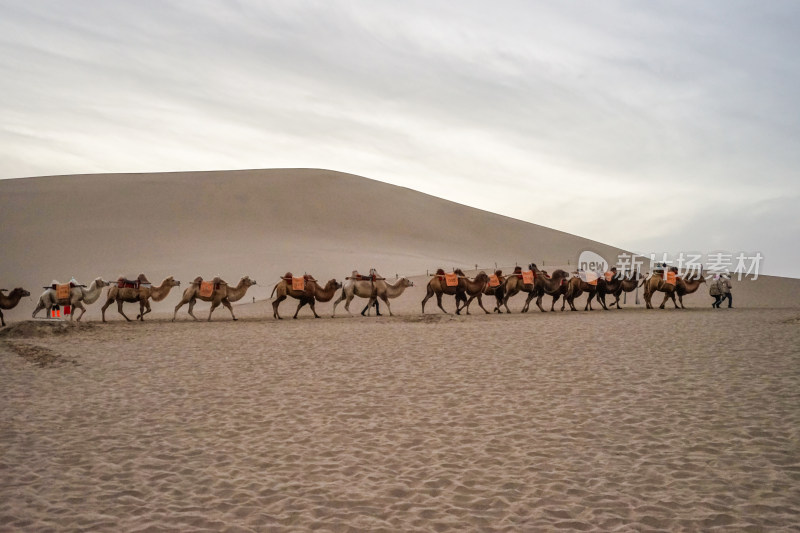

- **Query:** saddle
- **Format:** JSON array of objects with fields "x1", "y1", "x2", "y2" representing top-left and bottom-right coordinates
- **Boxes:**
[
  {"x1": 116, "y1": 273, "x2": 151, "y2": 290},
  {"x1": 193, "y1": 276, "x2": 224, "y2": 297},
  {"x1": 489, "y1": 271, "x2": 502, "y2": 288},
  {"x1": 284, "y1": 272, "x2": 313, "y2": 291}
]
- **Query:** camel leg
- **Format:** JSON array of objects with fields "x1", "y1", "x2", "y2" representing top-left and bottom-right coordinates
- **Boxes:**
[
  {"x1": 585, "y1": 292, "x2": 594, "y2": 311},
  {"x1": 173, "y1": 298, "x2": 188, "y2": 321},
  {"x1": 501, "y1": 294, "x2": 513, "y2": 314},
  {"x1": 678, "y1": 294, "x2": 685, "y2": 309},
  {"x1": 72, "y1": 302, "x2": 86, "y2": 322},
  {"x1": 32, "y1": 298, "x2": 44, "y2": 319},
  {"x1": 309, "y1": 300, "x2": 321, "y2": 318},
  {"x1": 476, "y1": 294, "x2": 490, "y2": 315},
  {"x1": 567, "y1": 297, "x2": 577, "y2": 311},
  {"x1": 221, "y1": 298, "x2": 237, "y2": 320},
  {"x1": 0, "y1": 310, "x2": 4, "y2": 327},
  {"x1": 421, "y1": 287, "x2": 434, "y2": 314},
  {"x1": 293, "y1": 299, "x2": 306, "y2": 319},
  {"x1": 522, "y1": 292, "x2": 536, "y2": 313},
  {"x1": 137, "y1": 300, "x2": 151, "y2": 321},
  {"x1": 332, "y1": 291, "x2": 346, "y2": 317},
  {"x1": 381, "y1": 295, "x2": 393, "y2": 317},
  {"x1": 101, "y1": 297, "x2": 113, "y2": 322},
  {"x1": 598, "y1": 293, "x2": 609, "y2": 310},
  {"x1": 435, "y1": 292, "x2": 449, "y2": 314},
  {"x1": 550, "y1": 294, "x2": 561, "y2": 312},
  {"x1": 658, "y1": 292, "x2": 669, "y2": 309},
  {"x1": 273, "y1": 295, "x2": 286, "y2": 319},
  {"x1": 116, "y1": 300, "x2": 132, "y2": 322},
  {"x1": 535, "y1": 294, "x2": 546, "y2": 313}
]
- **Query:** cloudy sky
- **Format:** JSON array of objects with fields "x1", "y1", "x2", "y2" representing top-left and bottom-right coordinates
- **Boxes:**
[{"x1": 2, "y1": 1, "x2": 799, "y2": 276}]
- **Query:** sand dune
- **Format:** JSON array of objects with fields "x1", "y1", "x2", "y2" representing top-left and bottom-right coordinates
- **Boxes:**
[{"x1": 1, "y1": 169, "x2": 797, "y2": 324}]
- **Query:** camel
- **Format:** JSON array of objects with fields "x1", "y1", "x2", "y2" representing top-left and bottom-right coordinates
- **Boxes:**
[
  {"x1": 421, "y1": 268, "x2": 469, "y2": 314},
  {"x1": 173, "y1": 276, "x2": 257, "y2": 321},
  {"x1": 675, "y1": 273, "x2": 707, "y2": 309},
  {"x1": 1, "y1": 287, "x2": 31, "y2": 327},
  {"x1": 532, "y1": 267, "x2": 571, "y2": 312},
  {"x1": 643, "y1": 269, "x2": 706, "y2": 309},
  {"x1": 602, "y1": 270, "x2": 643, "y2": 309},
  {"x1": 563, "y1": 274, "x2": 608, "y2": 311},
  {"x1": 482, "y1": 270, "x2": 507, "y2": 313},
  {"x1": 101, "y1": 275, "x2": 181, "y2": 322},
  {"x1": 501, "y1": 264, "x2": 570, "y2": 313},
  {"x1": 32, "y1": 277, "x2": 109, "y2": 321},
  {"x1": 332, "y1": 270, "x2": 414, "y2": 317},
  {"x1": 454, "y1": 271, "x2": 491, "y2": 315},
  {"x1": 501, "y1": 266, "x2": 536, "y2": 313},
  {"x1": 270, "y1": 274, "x2": 341, "y2": 319}
]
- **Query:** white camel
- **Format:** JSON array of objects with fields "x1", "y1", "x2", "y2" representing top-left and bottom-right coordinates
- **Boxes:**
[
  {"x1": 332, "y1": 270, "x2": 414, "y2": 317},
  {"x1": 32, "y1": 277, "x2": 109, "y2": 322}
]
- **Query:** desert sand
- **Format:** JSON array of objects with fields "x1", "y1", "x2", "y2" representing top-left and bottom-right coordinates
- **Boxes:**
[{"x1": 2, "y1": 169, "x2": 800, "y2": 531}]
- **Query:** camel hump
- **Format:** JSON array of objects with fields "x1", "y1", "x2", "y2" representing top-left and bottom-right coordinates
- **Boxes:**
[
  {"x1": 283, "y1": 272, "x2": 293, "y2": 280},
  {"x1": 137, "y1": 273, "x2": 150, "y2": 283},
  {"x1": 192, "y1": 276, "x2": 204, "y2": 285},
  {"x1": 513, "y1": 266, "x2": 522, "y2": 274},
  {"x1": 435, "y1": 268, "x2": 446, "y2": 276},
  {"x1": 495, "y1": 270, "x2": 503, "y2": 276}
]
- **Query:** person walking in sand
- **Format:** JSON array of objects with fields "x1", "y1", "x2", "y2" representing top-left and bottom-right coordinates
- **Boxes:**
[
  {"x1": 709, "y1": 275, "x2": 723, "y2": 308},
  {"x1": 718, "y1": 274, "x2": 733, "y2": 308}
]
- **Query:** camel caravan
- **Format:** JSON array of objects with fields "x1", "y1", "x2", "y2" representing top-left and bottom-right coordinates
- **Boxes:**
[{"x1": 1, "y1": 262, "x2": 709, "y2": 326}]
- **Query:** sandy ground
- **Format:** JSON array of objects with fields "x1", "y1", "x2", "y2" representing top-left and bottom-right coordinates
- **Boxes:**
[
  {"x1": 2, "y1": 169, "x2": 799, "y2": 531},
  {"x1": 2, "y1": 302, "x2": 799, "y2": 532}
]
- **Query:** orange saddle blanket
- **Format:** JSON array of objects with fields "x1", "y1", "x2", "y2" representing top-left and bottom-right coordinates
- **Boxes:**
[
  {"x1": 489, "y1": 275, "x2": 501, "y2": 287},
  {"x1": 199, "y1": 281, "x2": 215, "y2": 298},
  {"x1": 292, "y1": 277, "x2": 306, "y2": 291},
  {"x1": 444, "y1": 273, "x2": 459, "y2": 287},
  {"x1": 664, "y1": 271, "x2": 677, "y2": 285},
  {"x1": 56, "y1": 283, "x2": 71, "y2": 302},
  {"x1": 521, "y1": 271, "x2": 535, "y2": 284}
]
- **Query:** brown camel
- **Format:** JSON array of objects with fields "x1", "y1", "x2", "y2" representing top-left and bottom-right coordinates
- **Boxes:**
[
  {"x1": 1, "y1": 287, "x2": 31, "y2": 327},
  {"x1": 643, "y1": 269, "x2": 706, "y2": 309},
  {"x1": 500, "y1": 266, "x2": 537, "y2": 313},
  {"x1": 270, "y1": 274, "x2": 341, "y2": 319},
  {"x1": 421, "y1": 268, "x2": 468, "y2": 314},
  {"x1": 173, "y1": 275, "x2": 257, "y2": 321},
  {"x1": 101, "y1": 275, "x2": 181, "y2": 322},
  {"x1": 462, "y1": 269, "x2": 505, "y2": 314},
  {"x1": 564, "y1": 274, "x2": 608, "y2": 311},
  {"x1": 454, "y1": 271, "x2": 492, "y2": 315},
  {"x1": 532, "y1": 267, "x2": 571, "y2": 312},
  {"x1": 603, "y1": 270, "x2": 643, "y2": 309},
  {"x1": 675, "y1": 273, "x2": 707, "y2": 309}
]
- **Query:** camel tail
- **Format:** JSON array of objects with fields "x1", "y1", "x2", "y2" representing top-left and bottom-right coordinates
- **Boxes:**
[{"x1": 270, "y1": 284, "x2": 278, "y2": 299}]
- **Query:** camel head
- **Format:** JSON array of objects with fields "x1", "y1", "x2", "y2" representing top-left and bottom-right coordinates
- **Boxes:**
[
  {"x1": 93, "y1": 277, "x2": 110, "y2": 288},
  {"x1": 551, "y1": 269, "x2": 570, "y2": 280},
  {"x1": 399, "y1": 277, "x2": 414, "y2": 287},
  {"x1": 11, "y1": 288, "x2": 31, "y2": 298},
  {"x1": 325, "y1": 279, "x2": 342, "y2": 290},
  {"x1": 164, "y1": 276, "x2": 181, "y2": 287},
  {"x1": 242, "y1": 276, "x2": 257, "y2": 286}
]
